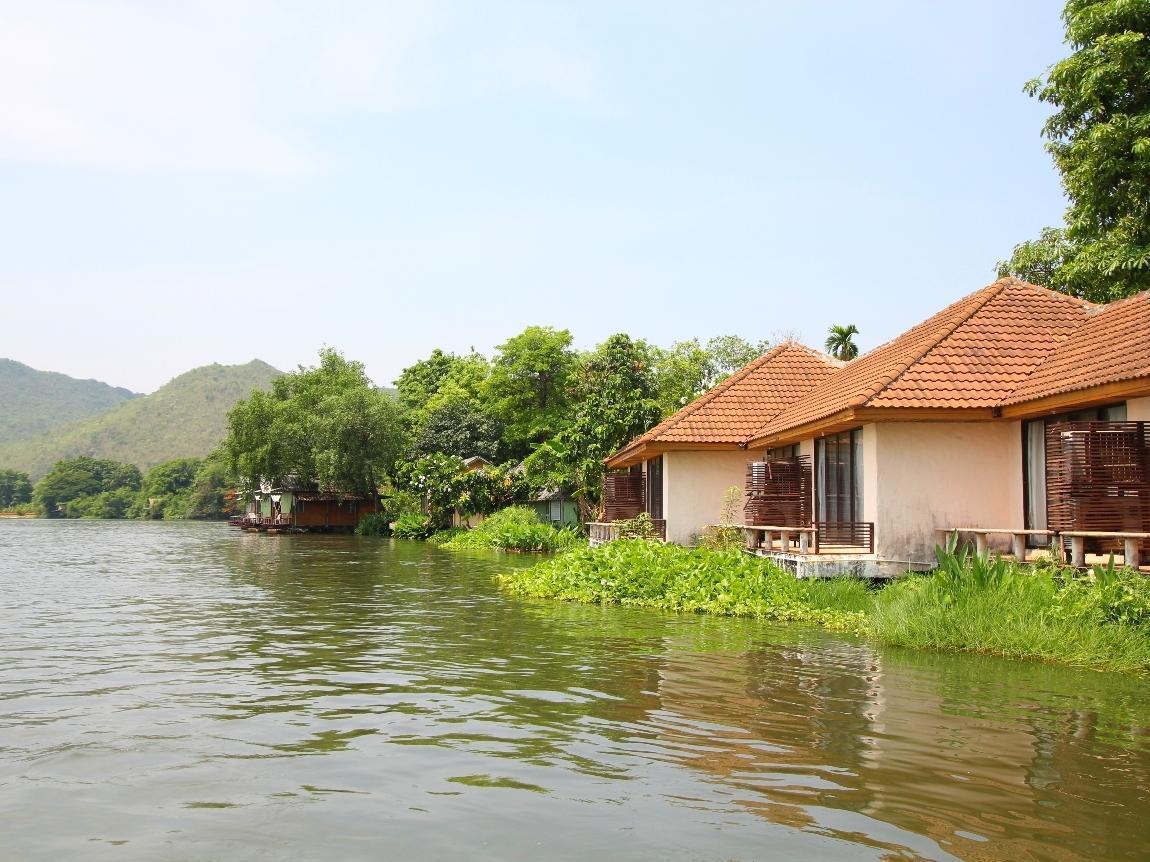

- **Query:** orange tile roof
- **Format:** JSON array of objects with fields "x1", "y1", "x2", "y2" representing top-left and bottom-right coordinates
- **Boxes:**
[
  {"x1": 746, "y1": 279, "x2": 1094, "y2": 445},
  {"x1": 606, "y1": 342, "x2": 840, "y2": 466},
  {"x1": 1004, "y1": 289, "x2": 1150, "y2": 404}
]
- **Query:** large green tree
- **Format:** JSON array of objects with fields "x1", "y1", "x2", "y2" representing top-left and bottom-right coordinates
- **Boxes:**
[
  {"x1": 999, "y1": 0, "x2": 1150, "y2": 300},
  {"x1": 0, "y1": 469, "x2": 33, "y2": 508},
  {"x1": 225, "y1": 349, "x2": 406, "y2": 496},
  {"x1": 34, "y1": 456, "x2": 141, "y2": 518},
  {"x1": 138, "y1": 458, "x2": 202, "y2": 519},
  {"x1": 411, "y1": 398, "x2": 505, "y2": 462},
  {"x1": 485, "y1": 326, "x2": 577, "y2": 453},
  {"x1": 526, "y1": 334, "x2": 661, "y2": 520}
]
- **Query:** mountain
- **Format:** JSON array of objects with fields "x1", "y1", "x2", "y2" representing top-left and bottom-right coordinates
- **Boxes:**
[
  {"x1": 0, "y1": 360, "x2": 282, "y2": 480},
  {"x1": 0, "y1": 358, "x2": 139, "y2": 445}
]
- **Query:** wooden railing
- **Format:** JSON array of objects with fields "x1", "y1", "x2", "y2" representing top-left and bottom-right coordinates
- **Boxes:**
[{"x1": 588, "y1": 519, "x2": 667, "y2": 546}]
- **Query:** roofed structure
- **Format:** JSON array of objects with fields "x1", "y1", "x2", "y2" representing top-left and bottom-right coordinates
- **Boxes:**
[
  {"x1": 606, "y1": 342, "x2": 840, "y2": 467},
  {"x1": 746, "y1": 279, "x2": 1098, "y2": 447}
]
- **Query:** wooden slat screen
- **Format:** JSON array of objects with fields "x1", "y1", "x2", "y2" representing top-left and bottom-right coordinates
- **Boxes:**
[
  {"x1": 1046, "y1": 422, "x2": 1150, "y2": 548},
  {"x1": 602, "y1": 471, "x2": 646, "y2": 521},
  {"x1": 744, "y1": 456, "x2": 812, "y2": 527}
]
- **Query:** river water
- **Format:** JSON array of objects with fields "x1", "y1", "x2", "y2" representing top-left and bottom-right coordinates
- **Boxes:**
[{"x1": 1, "y1": 521, "x2": 1148, "y2": 861}]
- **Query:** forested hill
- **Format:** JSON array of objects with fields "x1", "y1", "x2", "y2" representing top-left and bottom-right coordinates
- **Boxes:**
[
  {"x1": 0, "y1": 358, "x2": 139, "y2": 445},
  {"x1": 0, "y1": 360, "x2": 282, "y2": 480}
]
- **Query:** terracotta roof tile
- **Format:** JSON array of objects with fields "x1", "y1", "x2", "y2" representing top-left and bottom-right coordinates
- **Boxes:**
[
  {"x1": 608, "y1": 342, "x2": 840, "y2": 463},
  {"x1": 746, "y1": 279, "x2": 1093, "y2": 444},
  {"x1": 1004, "y1": 290, "x2": 1150, "y2": 404}
]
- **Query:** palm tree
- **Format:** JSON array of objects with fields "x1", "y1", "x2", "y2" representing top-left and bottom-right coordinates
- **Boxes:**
[{"x1": 825, "y1": 324, "x2": 860, "y2": 361}]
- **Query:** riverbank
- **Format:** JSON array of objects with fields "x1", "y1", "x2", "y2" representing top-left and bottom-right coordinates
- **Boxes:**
[{"x1": 497, "y1": 540, "x2": 1150, "y2": 675}]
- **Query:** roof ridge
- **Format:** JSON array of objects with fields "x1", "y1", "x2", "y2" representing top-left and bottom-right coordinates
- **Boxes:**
[
  {"x1": 1001, "y1": 287, "x2": 1150, "y2": 405},
  {"x1": 608, "y1": 342, "x2": 790, "y2": 462},
  {"x1": 846, "y1": 280, "x2": 1006, "y2": 409}
]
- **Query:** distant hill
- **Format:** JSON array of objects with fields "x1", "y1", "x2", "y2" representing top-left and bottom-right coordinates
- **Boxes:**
[
  {"x1": 0, "y1": 358, "x2": 139, "y2": 445},
  {"x1": 0, "y1": 360, "x2": 281, "y2": 480}
]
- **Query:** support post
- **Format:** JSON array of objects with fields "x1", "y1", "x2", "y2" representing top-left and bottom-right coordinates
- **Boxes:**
[
  {"x1": 1070, "y1": 536, "x2": 1085, "y2": 567},
  {"x1": 780, "y1": 531, "x2": 793, "y2": 553},
  {"x1": 1124, "y1": 538, "x2": 1141, "y2": 569},
  {"x1": 1011, "y1": 533, "x2": 1026, "y2": 562},
  {"x1": 974, "y1": 532, "x2": 989, "y2": 558},
  {"x1": 799, "y1": 531, "x2": 810, "y2": 554}
]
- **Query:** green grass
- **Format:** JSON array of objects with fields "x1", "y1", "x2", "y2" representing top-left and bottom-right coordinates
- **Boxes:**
[
  {"x1": 433, "y1": 506, "x2": 583, "y2": 554},
  {"x1": 496, "y1": 540, "x2": 1150, "y2": 675}
]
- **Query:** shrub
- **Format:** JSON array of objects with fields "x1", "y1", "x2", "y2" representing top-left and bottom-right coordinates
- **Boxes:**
[
  {"x1": 497, "y1": 540, "x2": 867, "y2": 631},
  {"x1": 438, "y1": 505, "x2": 584, "y2": 553},
  {"x1": 615, "y1": 512, "x2": 660, "y2": 540},
  {"x1": 392, "y1": 512, "x2": 433, "y2": 540},
  {"x1": 355, "y1": 512, "x2": 392, "y2": 537}
]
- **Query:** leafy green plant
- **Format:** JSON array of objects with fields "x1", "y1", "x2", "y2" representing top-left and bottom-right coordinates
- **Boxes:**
[
  {"x1": 699, "y1": 486, "x2": 745, "y2": 551},
  {"x1": 497, "y1": 540, "x2": 868, "y2": 632},
  {"x1": 437, "y1": 506, "x2": 583, "y2": 553},
  {"x1": 355, "y1": 512, "x2": 392, "y2": 537},
  {"x1": 615, "y1": 512, "x2": 660, "y2": 540},
  {"x1": 392, "y1": 512, "x2": 433, "y2": 540}
]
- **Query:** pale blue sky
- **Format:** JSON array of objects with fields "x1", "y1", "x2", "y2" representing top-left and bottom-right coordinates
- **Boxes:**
[{"x1": 1, "y1": 1, "x2": 1068, "y2": 393}]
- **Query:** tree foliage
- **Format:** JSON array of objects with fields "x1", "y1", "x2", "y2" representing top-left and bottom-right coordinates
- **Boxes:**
[
  {"x1": 33, "y1": 456, "x2": 141, "y2": 518},
  {"x1": 411, "y1": 398, "x2": 505, "y2": 462},
  {"x1": 527, "y1": 334, "x2": 662, "y2": 520},
  {"x1": 225, "y1": 349, "x2": 405, "y2": 496},
  {"x1": 485, "y1": 326, "x2": 577, "y2": 453},
  {"x1": 999, "y1": 0, "x2": 1150, "y2": 300},
  {"x1": 138, "y1": 457, "x2": 202, "y2": 520},
  {"x1": 824, "y1": 324, "x2": 860, "y2": 361},
  {"x1": 0, "y1": 469, "x2": 33, "y2": 507}
]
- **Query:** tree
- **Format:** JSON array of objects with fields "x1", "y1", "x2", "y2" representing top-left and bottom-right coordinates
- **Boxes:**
[
  {"x1": 138, "y1": 458, "x2": 202, "y2": 519},
  {"x1": 825, "y1": 324, "x2": 860, "y2": 361},
  {"x1": 225, "y1": 349, "x2": 406, "y2": 496},
  {"x1": 653, "y1": 339, "x2": 715, "y2": 415},
  {"x1": 485, "y1": 326, "x2": 577, "y2": 453},
  {"x1": 0, "y1": 469, "x2": 33, "y2": 508},
  {"x1": 394, "y1": 349, "x2": 465, "y2": 413},
  {"x1": 705, "y1": 335, "x2": 772, "y2": 382},
  {"x1": 999, "y1": 1, "x2": 1150, "y2": 301},
  {"x1": 184, "y1": 451, "x2": 233, "y2": 520},
  {"x1": 33, "y1": 456, "x2": 141, "y2": 518},
  {"x1": 527, "y1": 334, "x2": 661, "y2": 521},
  {"x1": 412, "y1": 397, "x2": 505, "y2": 462}
]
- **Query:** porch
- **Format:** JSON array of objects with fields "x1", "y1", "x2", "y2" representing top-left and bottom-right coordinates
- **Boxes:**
[{"x1": 588, "y1": 468, "x2": 667, "y2": 546}]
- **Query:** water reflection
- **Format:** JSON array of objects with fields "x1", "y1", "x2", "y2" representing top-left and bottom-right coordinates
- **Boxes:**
[{"x1": 1, "y1": 520, "x2": 1148, "y2": 861}]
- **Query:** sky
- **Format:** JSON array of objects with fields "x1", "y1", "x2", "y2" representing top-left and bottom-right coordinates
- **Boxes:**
[{"x1": 0, "y1": 1, "x2": 1071, "y2": 394}]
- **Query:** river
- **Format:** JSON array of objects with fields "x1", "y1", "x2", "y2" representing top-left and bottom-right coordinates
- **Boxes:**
[{"x1": 1, "y1": 520, "x2": 1148, "y2": 861}]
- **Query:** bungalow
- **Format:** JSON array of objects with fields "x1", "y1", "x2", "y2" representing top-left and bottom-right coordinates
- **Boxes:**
[
  {"x1": 598, "y1": 341, "x2": 841, "y2": 544},
  {"x1": 602, "y1": 278, "x2": 1150, "y2": 575},
  {"x1": 231, "y1": 478, "x2": 378, "y2": 532}
]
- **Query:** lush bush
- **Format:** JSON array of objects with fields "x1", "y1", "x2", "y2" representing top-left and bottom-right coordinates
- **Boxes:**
[
  {"x1": 392, "y1": 512, "x2": 434, "y2": 540},
  {"x1": 66, "y1": 487, "x2": 139, "y2": 519},
  {"x1": 355, "y1": 512, "x2": 392, "y2": 537},
  {"x1": 497, "y1": 540, "x2": 868, "y2": 631},
  {"x1": 34, "y1": 457, "x2": 142, "y2": 518},
  {"x1": 437, "y1": 506, "x2": 584, "y2": 553},
  {"x1": 868, "y1": 543, "x2": 1150, "y2": 674}
]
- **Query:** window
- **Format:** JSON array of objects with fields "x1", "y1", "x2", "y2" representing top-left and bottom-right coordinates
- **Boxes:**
[
  {"x1": 646, "y1": 455, "x2": 664, "y2": 520},
  {"x1": 767, "y1": 444, "x2": 799, "y2": 459},
  {"x1": 549, "y1": 499, "x2": 562, "y2": 523},
  {"x1": 815, "y1": 429, "x2": 862, "y2": 523}
]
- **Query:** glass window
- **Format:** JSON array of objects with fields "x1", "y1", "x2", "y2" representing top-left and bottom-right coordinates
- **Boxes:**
[
  {"x1": 646, "y1": 455, "x2": 664, "y2": 520},
  {"x1": 815, "y1": 429, "x2": 862, "y2": 523}
]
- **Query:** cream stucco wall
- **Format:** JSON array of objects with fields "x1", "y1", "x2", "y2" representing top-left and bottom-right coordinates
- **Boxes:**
[
  {"x1": 1128, "y1": 396, "x2": 1150, "y2": 421},
  {"x1": 663, "y1": 450, "x2": 750, "y2": 545},
  {"x1": 872, "y1": 422, "x2": 1023, "y2": 563}
]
